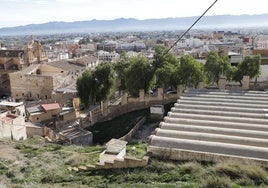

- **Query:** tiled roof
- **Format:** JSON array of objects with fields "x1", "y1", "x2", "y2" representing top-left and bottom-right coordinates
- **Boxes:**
[
  {"x1": 41, "y1": 103, "x2": 61, "y2": 112},
  {"x1": 1, "y1": 114, "x2": 17, "y2": 122}
]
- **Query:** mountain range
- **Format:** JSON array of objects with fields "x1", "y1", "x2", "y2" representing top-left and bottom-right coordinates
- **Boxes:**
[{"x1": 1, "y1": 14, "x2": 268, "y2": 35}]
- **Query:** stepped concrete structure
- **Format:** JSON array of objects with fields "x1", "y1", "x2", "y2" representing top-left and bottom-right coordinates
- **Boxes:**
[{"x1": 147, "y1": 89, "x2": 268, "y2": 165}]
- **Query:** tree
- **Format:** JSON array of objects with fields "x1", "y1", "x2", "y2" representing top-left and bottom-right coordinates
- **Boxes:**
[
  {"x1": 76, "y1": 63, "x2": 115, "y2": 107},
  {"x1": 177, "y1": 55, "x2": 204, "y2": 88},
  {"x1": 76, "y1": 70, "x2": 97, "y2": 107},
  {"x1": 94, "y1": 63, "x2": 115, "y2": 103},
  {"x1": 233, "y1": 55, "x2": 261, "y2": 85},
  {"x1": 114, "y1": 52, "x2": 130, "y2": 91},
  {"x1": 155, "y1": 63, "x2": 177, "y2": 90},
  {"x1": 204, "y1": 51, "x2": 233, "y2": 84},
  {"x1": 152, "y1": 45, "x2": 179, "y2": 89},
  {"x1": 152, "y1": 45, "x2": 178, "y2": 72},
  {"x1": 125, "y1": 55, "x2": 154, "y2": 97}
]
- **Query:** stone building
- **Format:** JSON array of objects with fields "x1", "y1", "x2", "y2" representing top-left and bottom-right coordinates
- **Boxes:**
[
  {"x1": 9, "y1": 64, "x2": 67, "y2": 101},
  {"x1": 0, "y1": 36, "x2": 47, "y2": 96}
]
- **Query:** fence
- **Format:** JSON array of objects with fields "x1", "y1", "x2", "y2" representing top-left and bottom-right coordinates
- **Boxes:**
[
  {"x1": 84, "y1": 76, "x2": 268, "y2": 128},
  {"x1": 83, "y1": 86, "x2": 182, "y2": 127}
]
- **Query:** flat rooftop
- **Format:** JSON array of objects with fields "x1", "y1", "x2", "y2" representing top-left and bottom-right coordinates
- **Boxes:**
[{"x1": 0, "y1": 101, "x2": 24, "y2": 107}]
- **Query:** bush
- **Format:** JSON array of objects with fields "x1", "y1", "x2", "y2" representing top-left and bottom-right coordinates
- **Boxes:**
[
  {"x1": 215, "y1": 162, "x2": 242, "y2": 179},
  {"x1": 181, "y1": 161, "x2": 204, "y2": 177},
  {"x1": 215, "y1": 161, "x2": 268, "y2": 186},
  {"x1": 242, "y1": 164, "x2": 268, "y2": 185},
  {"x1": 6, "y1": 170, "x2": 15, "y2": 178},
  {"x1": 201, "y1": 175, "x2": 232, "y2": 188},
  {"x1": 64, "y1": 154, "x2": 88, "y2": 166}
]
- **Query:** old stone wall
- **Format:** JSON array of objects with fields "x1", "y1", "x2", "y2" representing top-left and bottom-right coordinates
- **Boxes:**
[
  {"x1": 10, "y1": 73, "x2": 54, "y2": 100},
  {"x1": 26, "y1": 124, "x2": 44, "y2": 138},
  {"x1": 85, "y1": 87, "x2": 181, "y2": 127}
]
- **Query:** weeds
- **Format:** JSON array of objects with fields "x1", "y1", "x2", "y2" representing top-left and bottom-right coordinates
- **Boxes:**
[
  {"x1": 201, "y1": 175, "x2": 232, "y2": 188},
  {"x1": 215, "y1": 161, "x2": 268, "y2": 186},
  {"x1": 126, "y1": 141, "x2": 147, "y2": 158}
]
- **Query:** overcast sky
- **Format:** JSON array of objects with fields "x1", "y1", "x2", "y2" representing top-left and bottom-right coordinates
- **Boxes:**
[{"x1": 1, "y1": 0, "x2": 268, "y2": 28}]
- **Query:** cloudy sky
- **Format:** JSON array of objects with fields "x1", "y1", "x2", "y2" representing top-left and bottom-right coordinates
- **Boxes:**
[{"x1": 0, "y1": 0, "x2": 268, "y2": 28}]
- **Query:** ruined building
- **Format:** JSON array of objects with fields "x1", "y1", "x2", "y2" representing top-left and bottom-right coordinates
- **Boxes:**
[{"x1": 0, "y1": 36, "x2": 47, "y2": 96}]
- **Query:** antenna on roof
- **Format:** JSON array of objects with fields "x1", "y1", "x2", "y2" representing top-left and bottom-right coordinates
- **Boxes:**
[{"x1": 164, "y1": 0, "x2": 218, "y2": 55}]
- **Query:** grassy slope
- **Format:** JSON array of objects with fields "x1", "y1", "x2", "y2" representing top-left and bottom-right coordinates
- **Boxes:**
[
  {"x1": 1, "y1": 137, "x2": 268, "y2": 188},
  {"x1": 1, "y1": 107, "x2": 268, "y2": 188}
]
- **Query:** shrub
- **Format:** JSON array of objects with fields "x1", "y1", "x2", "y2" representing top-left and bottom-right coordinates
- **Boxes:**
[
  {"x1": 242, "y1": 164, "x2": 268, "y2": 185},
  {"x1": 215, "y1": 161, "x2": 268, "y2": 186},
  {"x1": 64, "y1": 154, "x2": 88, "y2": 166},
  {"x1": 6, "y1": 170, "x2": 15, "y2": 178},
  {"x1": 201, "y1": 175, "x2": 232, "y2": 188},
  {"x1": 235, "y1": 178, "x2": 255, "y2": 186},
  {"x1": 214, "y1": 162, "x2": 242, "y2": 179},
  {"x1": 181, "y1": 161, "x2": 205, "y2": 177}
]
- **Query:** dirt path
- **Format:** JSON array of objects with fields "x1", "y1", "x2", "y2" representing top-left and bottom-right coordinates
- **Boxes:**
[{"x1": 0, "y1": 141, "x2": 22, "y2": 161}]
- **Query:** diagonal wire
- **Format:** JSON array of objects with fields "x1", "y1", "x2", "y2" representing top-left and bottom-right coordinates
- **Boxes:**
[{"x1": 164, "y1": 0, "x2": 218, "y2": 55}]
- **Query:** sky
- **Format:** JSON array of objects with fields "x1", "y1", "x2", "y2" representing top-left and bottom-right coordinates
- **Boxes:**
[{"x1": 0, "y1": 0, "x2": 268, "y2": 28}]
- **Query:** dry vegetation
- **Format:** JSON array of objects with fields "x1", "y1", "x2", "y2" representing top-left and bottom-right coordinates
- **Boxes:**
[
  {"x1": 1, "y1": 108, "x2": 268, "y2": 187},
  {"x1": 0, "y1": 136, "x2": 268, "y2": 188}
]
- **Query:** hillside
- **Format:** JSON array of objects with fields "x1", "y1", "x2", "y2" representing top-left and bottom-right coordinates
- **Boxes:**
[
  {"x1": 1, "y1": 14, "x2": 268, "y2": 35},
  {"x1": 0, "y1": 137, "x2": 268, "y2": 188}
]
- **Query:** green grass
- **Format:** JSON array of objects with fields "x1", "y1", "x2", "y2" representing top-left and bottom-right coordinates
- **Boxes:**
[
  {"x1": 2, "y1": 104, "x2": 268, "y2": 188},
  {"x1": 126, "y1": 141, "x2": 147, "y2": 159},
  {"x1": 214, "y1": 161, "x2": 268, "y2": 186},
  {"x1": 2, "y1": 138, "x2": 268, "y2": 188}
]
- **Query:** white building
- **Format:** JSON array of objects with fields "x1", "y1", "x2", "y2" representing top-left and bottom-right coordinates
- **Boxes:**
[{"x1": 97, "y1": 50, "x2": 120, "y2": 63}]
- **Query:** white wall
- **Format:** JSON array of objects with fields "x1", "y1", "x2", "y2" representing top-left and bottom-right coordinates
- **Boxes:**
[{"x1": 258, "y1": 65, "x2": 268, "y2": 82}]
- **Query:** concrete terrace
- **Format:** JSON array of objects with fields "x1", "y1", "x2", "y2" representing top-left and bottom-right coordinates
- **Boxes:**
[{"x1": 147, "y1": 89, "x2": 268, "y2": 165}]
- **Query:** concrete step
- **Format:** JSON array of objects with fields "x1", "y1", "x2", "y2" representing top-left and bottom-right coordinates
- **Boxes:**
[
  {"x1": 171, "y1": 108, "x2": 267, "y2": 119},
  {"x1": 185, "y1": 89, "x2": 268, "y2": 96},
  {"x1": 174, "y1": 103, "x2": 268, "y2": 114},
  {"x1": 159, "y1": 122, "x2": 268, "y2": 139},
  {"x1": 168, "y1": 112, "x2": 268, "y2": 125},
  {"x1": 148, "y1": 89, "x2": 268, "y2": 163},
  {"x1": 164, "y1": 117, "x2": 268, "y2": 132},
  {"x1": 182, "y1": 93, "x2": 268, "y2": 101},
  {"x1": 149, "y1": 135, "x2": 268, "y2": 161},
  {"x1": 178, "y1": 100, "x2": 268, "y2": 109},
  {"x1": 155, "y1": 128, "x2": 268, "y2": 148},
  {"x1": 179, "y1": 96, "x2": 268, "y2": 105}
]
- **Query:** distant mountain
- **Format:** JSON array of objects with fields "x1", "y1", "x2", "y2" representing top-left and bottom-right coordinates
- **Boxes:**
[{"x1": 1, "y1": 14, "x2": 268, "y2": 35}]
